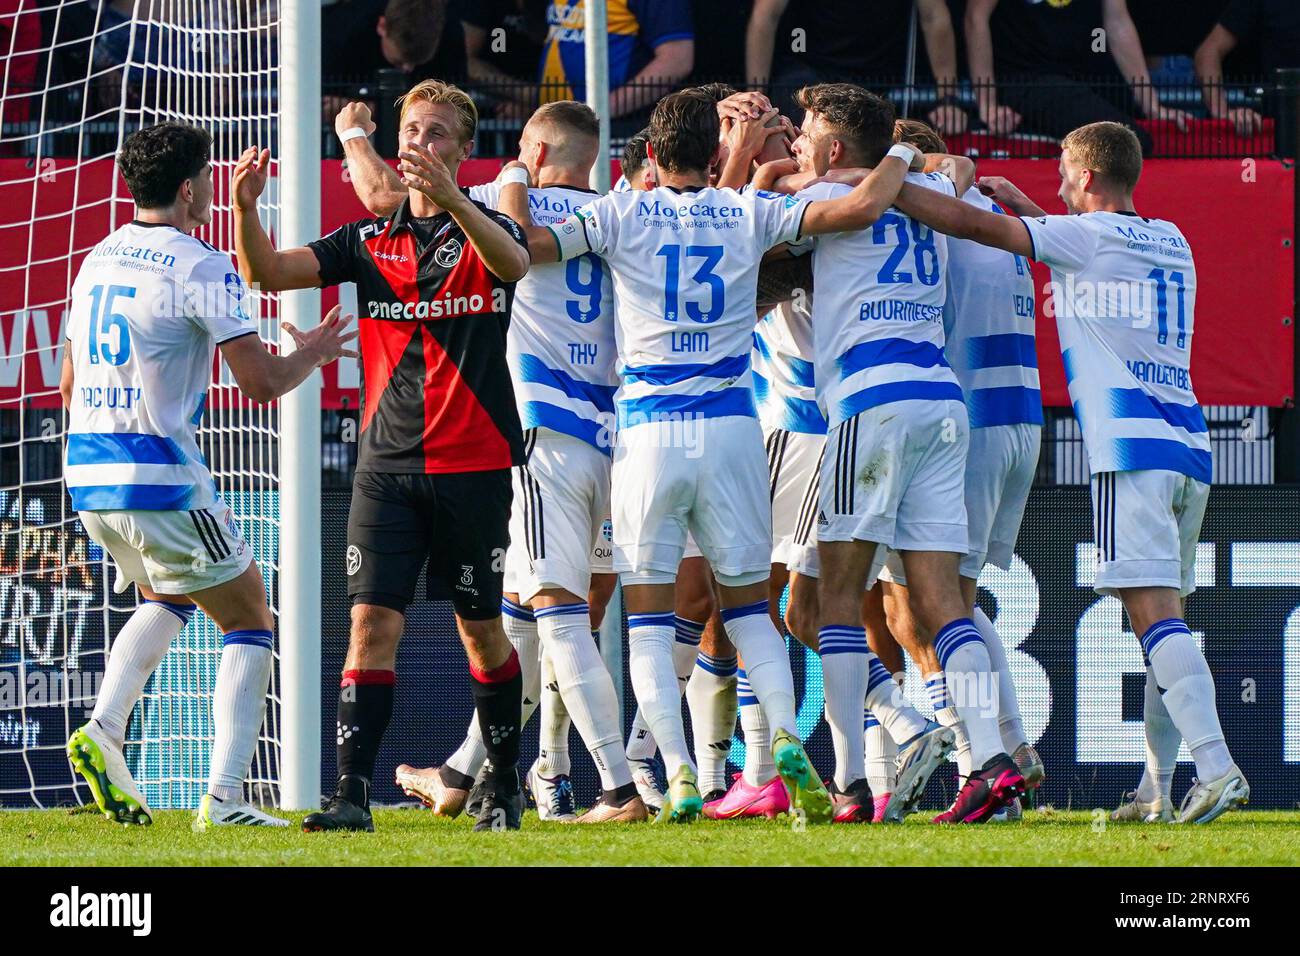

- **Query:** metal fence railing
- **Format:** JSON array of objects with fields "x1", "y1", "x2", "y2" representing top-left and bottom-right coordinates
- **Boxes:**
[
  {"x1": 5, "y1": 70, "x2": 1298, "y2": 162},
  {"x1": 313, "y1": 73, "x2": 1293, "y2": 162}
]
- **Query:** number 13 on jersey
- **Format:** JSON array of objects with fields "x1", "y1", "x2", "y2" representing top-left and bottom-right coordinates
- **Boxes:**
[{"x1": 656, "y1": 244, "x2": 725, "y2": 323}]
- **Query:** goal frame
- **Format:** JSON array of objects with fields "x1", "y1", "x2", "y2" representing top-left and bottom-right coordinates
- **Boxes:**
[{"x1": 278, "y1": 0, "x2": 321, "y2": 811}]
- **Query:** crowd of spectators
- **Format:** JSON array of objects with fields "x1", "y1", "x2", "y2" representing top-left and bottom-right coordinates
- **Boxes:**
[
  {"x1": 310, "y1": 0, "x2": 1300, "y2": 152},
  {"x1": 2, "y1": 0, "x2": 1299, "y2": 156}
]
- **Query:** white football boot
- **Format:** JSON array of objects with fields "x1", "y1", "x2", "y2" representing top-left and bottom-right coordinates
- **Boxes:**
[
  {"x1": 1111, "y1": 789, "x2": 1175, "y2": 823},
  {"x1": 194, "y1": 793, "x2": 291, "y2": 830},
  {"x1": 526, "y1": 759, "x2": 577, "y2": 821},
  {"x1": 629, "y1": 757, "x2": 665, "y2": 814},
  {"x1": 67, "y1": 721, "x2": 152, "y2": 826},
  {"x1": 1176, "y1": 765, "x2": 1250, "y2": 824}
]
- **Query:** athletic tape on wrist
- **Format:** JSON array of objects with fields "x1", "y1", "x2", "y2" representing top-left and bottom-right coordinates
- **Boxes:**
[{"x1": 500, "y1": 166, "x2": 531, "y2": 187}]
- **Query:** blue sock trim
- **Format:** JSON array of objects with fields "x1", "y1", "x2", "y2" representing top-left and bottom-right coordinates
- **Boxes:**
[
  {"x1": 629, "y1": 611, "x2": 676, "y2": 630},
  {"x1": 736, "y1": 668, "x2": 757, "y2": 703},
  {"x1": 719, "y1": 600, "x2": 768, "y2": 624},
  {"x1": 934, "y1": 617, "x2": 982, "y2": 669},
  {"x1": 695, "y1": 653, "x2": 738, "y2": 677},
  {"x1": 501, "y1": 598, "x2": 536, "y2": 622},
  {"x1": 143, "y1": 599, "x2": 196, "y2": 623},
  {"x1": 1141, "y1": 617, "x2": 1191, "y2": 659},
  {"x1": 673, "y1": 616, "x2": 706, "y2": 646},
  {"x1": 534, "y1": 602, "x2": 590, "y2": 620},
  {"x1": 223, "y1": 628, "x2": 273, "y2": 649},
  {"x1": 866, "y1": 655, "x2": 893, "y2": 692},
  {"x1": 819, "y1": 624, "x2": 867, "y2": 656},
  {"x1": 925, "y1": 675, "x2": 952, "y2": 711}
]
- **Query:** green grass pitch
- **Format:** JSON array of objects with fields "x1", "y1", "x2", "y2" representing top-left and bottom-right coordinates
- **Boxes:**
[{"x1": 3, "y1": 808, "x2": 1298, "y2": 866}]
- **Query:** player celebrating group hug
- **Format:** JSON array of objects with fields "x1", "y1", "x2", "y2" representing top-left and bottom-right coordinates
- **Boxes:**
[{"x1": 63, "y1": 73, "x2": 1249, "y2": 833}]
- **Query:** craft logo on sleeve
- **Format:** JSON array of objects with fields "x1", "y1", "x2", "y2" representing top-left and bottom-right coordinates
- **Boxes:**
[{"x1": 49, "y1": 886, "x2": 152, "y2": 937}]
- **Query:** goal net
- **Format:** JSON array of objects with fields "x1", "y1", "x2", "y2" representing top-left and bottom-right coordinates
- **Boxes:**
[{"x1": 1, "y1": 0, "x2": 292, "y2": 809}]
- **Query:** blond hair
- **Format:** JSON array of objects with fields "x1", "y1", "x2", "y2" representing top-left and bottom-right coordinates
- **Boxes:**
[
  {"x1": 894, "y1": 118, "x2": 946, "y2": 155},
  {"x1": 1061, "y1": 121, "x2": 1143, "y2": 192},
  {"x1": 397, "y1": 79, "x2": 478, "y2": 143}
]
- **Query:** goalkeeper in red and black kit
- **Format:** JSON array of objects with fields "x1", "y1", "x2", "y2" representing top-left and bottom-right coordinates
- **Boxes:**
[{"x1": 233, "y1": 80, "x2": 532, "y2": 831}]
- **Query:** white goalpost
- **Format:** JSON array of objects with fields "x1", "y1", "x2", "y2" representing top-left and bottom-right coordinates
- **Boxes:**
[
  {"x1": 0, "y1": 0, "x2": 319, "y2": 810},
  {"x1": 277, "y1": 0, "x2": 320, "y2": 812}
]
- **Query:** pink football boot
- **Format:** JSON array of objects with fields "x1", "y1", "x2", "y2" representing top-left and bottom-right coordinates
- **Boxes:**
[
  {"x1": 871, "y1": 792, "x2": 892, "y2": 823},
  {"x1": 702, "y1": 772, "x2": 790, "y2": 819}
]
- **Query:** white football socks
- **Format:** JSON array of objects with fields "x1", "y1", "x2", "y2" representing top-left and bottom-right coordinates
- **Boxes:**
[
  {"x1": 686, "y1": 652, "x2": 737, "y2": 794},
  {"x1": 625, "y1": 709, "x2": 658, "y2": 762},
  {"x1": 720, "y1": 601, "x2": 796, "y2": 737},
  {"x1": 1142, "y1": 619, "x2": 1233, "y2": 781},
  {"x1": 625, "y1": 615, "x2": 705, "y2": 763},
  {"x1": 818, "y1": 624, "x2": 870, "y2": 789},
  {"x1": 92, "y1": 599, "x2": 193, "y2": 746},
  {"x1": 934, "y1": 618, "x2": 1003, "y2": 767},
  {"x1": 972, "y1": 606, "x2": 1028, "y2": 753},
  {"x1": 536, "y1": 644, "x2": 570, "y2": 777},
  {"x1": 865, "y1": 653, "x2": 930, "y2": 745},
  {"x1": 738, "y1": 669, "x2": 774, "y2": 786},
  {"x1": 628, "y1": 611, "x2": 693, "y2": 772},
  {"x1": 535, "y1": 601, "x2": 632, "y2": 790},
  {"x1": 1136, "y1": 664, "x2": 1181, "y2": 803},
  {"x1": 672, "y1": 615, "x2": 705, "y2": 692},
  {"x1": 864, "y1": 708, "x2": 898, "y2": 796},
  {"x1": 928, "y1": 671, "x2": 973, "y2": 780},
  {"x1": 209, "y1": 629, "x2": 274, "y2": 802}
]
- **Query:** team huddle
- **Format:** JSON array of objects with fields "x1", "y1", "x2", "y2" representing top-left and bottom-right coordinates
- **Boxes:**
[{"x1": 61, "y1": 74, "x2": 1250, "y2": 834}]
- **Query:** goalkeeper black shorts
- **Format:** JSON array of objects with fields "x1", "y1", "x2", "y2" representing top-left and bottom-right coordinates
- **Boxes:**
[{"x1": 345, "y1": 469, "x2": 511, "y2": 620}]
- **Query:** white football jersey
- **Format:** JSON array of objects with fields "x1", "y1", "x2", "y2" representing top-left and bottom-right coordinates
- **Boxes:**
[
  {"x1": 944, "y1": 188, "x2": 1043, "y2": 429},
  {"x1": 797, "y1": 172, "x2": 961, "y2": 429},
  {"x1": 548, "y1": 185, "x2": 809, "y2": 427},
  {"x1": 753, "y1": 295, "x2": 825, "y2": 435},
  {"x1": 470, "y1": 182, "x2": 617, "y2": 452},
  {"x1": 64, "y1": 222, "x2": 257, "y2": 511},
  {"x1": 1021, "y1": 211, "x2": 1208, "y2": 482}
]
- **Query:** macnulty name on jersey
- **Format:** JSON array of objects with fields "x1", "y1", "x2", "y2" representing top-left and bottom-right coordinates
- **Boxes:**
[
  {"x1": 368, "y1": 287, "x2": 507, "y2": 320},
  {"x1": 49, "y1": 886, "x2": 151, "y2": 936},
  {"x1": 79, "y1": 385, "x2": 143, "y2": 409}
]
